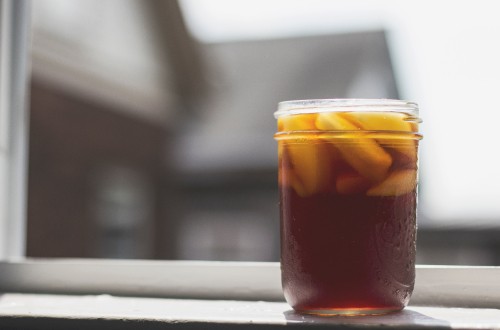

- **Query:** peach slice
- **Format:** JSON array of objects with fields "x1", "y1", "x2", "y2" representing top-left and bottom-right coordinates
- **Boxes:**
[
  {"x1": 366, "y1": 169, "x2": 417, "y2": 196},
  {"x1": 316, "y1": 112, "x2": 392, "y2": 182},
  {"x1": 341, "y1": 111, "x2": 417, "y2": 161},
  {"x1": 340, "y1": 112, "x2": 415, "y2": 132},
  {"x1": 336, "y1": 172, "x2": 371, "y2": 195},
  {"x1": 289, "y1": 170, "x2": 308, "y2": 197},
  {"x1": 278, "y1": 147, "x2": 302, "y2": 193},
  {"x1": 279, "y1": 166, "x2": 307, "y2": 195},
  {"x1": 286, "y1": 142, "x2": 334, "y2": 197},
  {"x1": 387, "y1": 140, "x2": 418, "y2": 164},
  {"x1": 278, "y1": 118, "x2": 284, "y2": 132},
  {"x1": 278, "y1": 113, "x2": 318, "y2": 131}
]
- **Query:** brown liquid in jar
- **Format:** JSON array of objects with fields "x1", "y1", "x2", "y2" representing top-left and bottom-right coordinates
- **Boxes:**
[{"x1": 277, "y1": 110, "x2": 420, "y2": 315}]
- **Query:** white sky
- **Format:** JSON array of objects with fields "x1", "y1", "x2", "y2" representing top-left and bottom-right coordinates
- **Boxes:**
[{"x1": 180, "y1": 0, "x2": 500, "y2": 224}]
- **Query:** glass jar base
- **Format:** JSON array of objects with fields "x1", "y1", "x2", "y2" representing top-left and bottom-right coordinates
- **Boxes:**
[{"x1": 295, "y1": 307, "x2": 404, "y2": 316}]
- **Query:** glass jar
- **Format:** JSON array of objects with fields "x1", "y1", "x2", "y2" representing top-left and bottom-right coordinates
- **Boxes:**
[{"x1": 274, "y1": 99, "x2": 422, "y2": 315}]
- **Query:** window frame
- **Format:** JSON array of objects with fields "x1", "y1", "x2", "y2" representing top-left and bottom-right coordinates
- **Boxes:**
[{"x1": 0, "y1": 0, "x2": 30, "y2": 259}]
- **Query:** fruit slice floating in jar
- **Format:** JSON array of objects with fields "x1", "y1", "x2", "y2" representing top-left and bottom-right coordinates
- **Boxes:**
[
  {"x1": 341, "y1": 111, "x2": 415, "y2": 132},
  {"x1": 385, "y1": 139, "x2": 418, "y2": 168},
  {"x1": 278, "y1": 144, "x2": 308, "y2": 196},
  {"x1": 316, "y1": 112, "x2": 392, "y2": 182},
  {"x1": 366, "y1": 169, "x2": 417, "y2": 196},
  {"x1": 384, "y1": 145, "x2": 418, "y2": 171},
  {"x1": 286, "y1": 142, "x2": 334, "y2": 197},
  {"x1": 336, "y1": 171, "x2": 372, "y2": 195},
  {"x1": 286, "y1": 168, "x2": 309, "y2": 198},
  {"x1": 278, "y1": 164, "x2": 306, "y2": 195},
  {"x1": 278, "y1": 113, "x2": 318, "y2": 132},
  {"x1": 278, "y1": 114, "x2": 334, "y2": 197},
  {"x1": 340, "y1": 111, "x2": 417, "y2": 161}
]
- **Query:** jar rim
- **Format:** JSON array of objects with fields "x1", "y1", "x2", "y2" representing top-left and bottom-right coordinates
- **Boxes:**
[{"x1": 274, "y1": 99, "x2": 419, "y2": 118}]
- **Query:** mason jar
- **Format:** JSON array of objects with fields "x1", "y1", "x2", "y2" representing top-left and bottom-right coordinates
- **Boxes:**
[{"x1": 274, "y1": 99, "x2": 422, "y2": 315}]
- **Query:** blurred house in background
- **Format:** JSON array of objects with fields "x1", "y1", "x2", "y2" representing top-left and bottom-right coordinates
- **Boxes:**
[
  {"x1": 28, "y1": 0, "x2": 188, "y2": 259},
  {"x1": 27, "y1": 0, "x2": 500, "y2": 265}
]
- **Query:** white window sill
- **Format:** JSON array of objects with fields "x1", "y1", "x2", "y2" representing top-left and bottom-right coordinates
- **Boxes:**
[
  {"x1": 0, "y1": 260, "x2": 499, "y2": 329},
  {"x1": 0, "y1": 293, "x2": 500, "y2": 329},
  {"x1": 1, "y1": 259, "x2": 500, "y2": 308}
]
